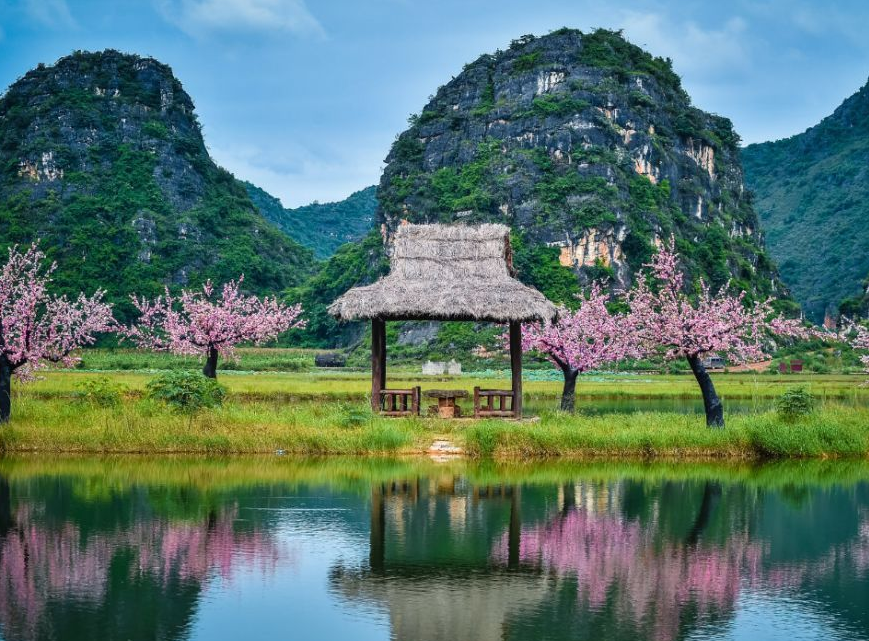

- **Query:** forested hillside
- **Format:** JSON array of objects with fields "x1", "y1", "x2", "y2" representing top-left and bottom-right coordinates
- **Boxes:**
[
  {"x1": 245, "y1": 183, "x2": 376, "y2": 259},
  {"x1": 743, "y1": 80, "x2": 869, "y2": 322}
]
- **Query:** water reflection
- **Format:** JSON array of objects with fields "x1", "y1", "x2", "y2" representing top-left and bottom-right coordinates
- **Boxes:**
[{"x1": 0, "y1": 458, "x2": 867, "y2": 641}]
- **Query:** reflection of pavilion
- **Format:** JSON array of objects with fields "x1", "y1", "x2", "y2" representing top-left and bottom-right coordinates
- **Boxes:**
[
  {"x1": 329, "y1": 480, "x2": 761, "y2": 641},
  {"x1": 332, "y1": 477, "x2": 551, "y2": 641}
]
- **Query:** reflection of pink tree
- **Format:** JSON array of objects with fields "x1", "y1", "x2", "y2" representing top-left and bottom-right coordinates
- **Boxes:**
[
  {"x1": 0, "y1": 504, "x2": 283, "y2": 640},
  {"x1": 492, "y1": 506, "x2": 761, "y2": 641},
  {"x1": 494, "y1": 500, "x2": 869, "y2": 641}
]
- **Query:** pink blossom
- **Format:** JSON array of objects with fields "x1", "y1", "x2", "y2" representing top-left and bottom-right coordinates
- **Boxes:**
[
  {"x1": 521, "y1": 282, "x2": 639, "y2": 374},
  {"x1": 625, "y1": 239, "x2": 808, "y2": 363},
  {"x1": 126, "y1": 276, "x2": 305, "y2": 363},
  {"x1": 0, "y1": 243, "x2": 115, "y2": 380},
  {"x1": 845, "y1": 323, "x2": 869, "y2": 375}
]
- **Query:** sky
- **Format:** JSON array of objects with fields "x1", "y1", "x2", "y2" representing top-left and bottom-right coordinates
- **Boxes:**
[{"x1": 1, "y1": 0, "x2": 868, "y2": 207}]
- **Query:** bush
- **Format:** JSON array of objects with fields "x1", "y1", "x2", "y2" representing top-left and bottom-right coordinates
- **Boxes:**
[
  {"x1": 337, "y1": 405, "x2": 373, "y2": 428},
  {"x1": 146, "y1": 371, "x2": 226, "y2": 412},
  {"x1": 74, "y1": 377, "x2": 127, "y2": 408},
  {"x1": 775, "y1": 386, "x2": 816, "y2": 421}
]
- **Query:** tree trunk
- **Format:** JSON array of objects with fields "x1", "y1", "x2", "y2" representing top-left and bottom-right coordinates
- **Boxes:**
[
  {"x1": 202, "y1": 347, "x2": 219, "y2": 379},
  {"x1": 0, "y1": 356, "x2": 11, "y2": 424},
  {"x1": 685, "y1": 482, "x2": 722, "y2": 545},
  {"x1": 560, "y1": 367, "x2": 580, "y2": 413},
  {"x1": 687, "y1": 354, "x2": 724, "y2": 428},
  {"x1": 0, "y1": 476, "x2": 11, "y2": 538}
]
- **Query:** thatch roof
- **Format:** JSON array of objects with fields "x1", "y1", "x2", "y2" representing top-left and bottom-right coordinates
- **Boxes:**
[{"x1": 328, "y1": 223, "x2": 557, "y2": 323}]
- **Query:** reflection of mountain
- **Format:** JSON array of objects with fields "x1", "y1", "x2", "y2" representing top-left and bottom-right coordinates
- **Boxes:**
[{"x1": 0, "y1": 479, "x2": 281, "y2": 641}]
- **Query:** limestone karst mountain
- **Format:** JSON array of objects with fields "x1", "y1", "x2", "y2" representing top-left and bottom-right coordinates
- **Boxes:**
[
  {"x1": 0, "y1": 50, "x2": 315, "y2": 321},
  {"x1": 293, "y1": 28, "x2": 793, "y2": 346},
  {"x1": 375, "y1": 28, "x2": 785, "y2": 307}
]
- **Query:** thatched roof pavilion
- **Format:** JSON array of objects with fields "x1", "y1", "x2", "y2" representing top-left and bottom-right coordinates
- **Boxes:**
[{"x1": 329, "y1": 223, "x2": 557, "y2": 418}]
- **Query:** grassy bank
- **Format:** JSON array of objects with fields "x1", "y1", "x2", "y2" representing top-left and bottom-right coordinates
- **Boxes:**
[{"x1": 2, "y1": 394, "x2": 868, "y2": 459}]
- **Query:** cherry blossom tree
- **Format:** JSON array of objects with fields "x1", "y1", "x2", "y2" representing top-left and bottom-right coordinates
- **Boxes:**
[
  {"x1": 126, "y1": 277, "x2": 305, "y2": 379},
  {"x1": 521, "y1": 283, "x2": 638, "y2": 412},
  {"x1": 845, "y1": 323, "x2": 869, "y2": 379},
  {"x1": 0, "y1": 244, "x2": 115, "y2": 423},
  {"x1": 626, "y1": 241, "x2": 807, "y2": 427}
]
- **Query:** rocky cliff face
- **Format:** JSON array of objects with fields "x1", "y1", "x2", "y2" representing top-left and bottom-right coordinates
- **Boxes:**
[
  {"x1": 0, "y1": 50, "x2": 314, "y2": 319},
  {"x1": 378, "y1": 29, "x2": 782, "y2": 303},
  {"x1": 743, "y1": 80, "x2": 869, "y2": 322}
]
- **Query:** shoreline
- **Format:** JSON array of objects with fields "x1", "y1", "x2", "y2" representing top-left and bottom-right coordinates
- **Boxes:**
[{"x1": 2, "y1": 401, "x2": 868, "y2": 460}]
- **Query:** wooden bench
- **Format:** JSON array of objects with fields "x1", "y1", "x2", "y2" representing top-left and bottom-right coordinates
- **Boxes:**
[
  {"x1": 474, "y1": 387, "x2": 517, "y2": 418},
  {"x1": 379, "y1": 387, "x2": 421, "y2": 416}
]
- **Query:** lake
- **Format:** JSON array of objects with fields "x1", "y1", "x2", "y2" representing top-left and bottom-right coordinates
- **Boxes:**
[{"x1": 0, "y1": 456, "x2": 867, "y2": 641}]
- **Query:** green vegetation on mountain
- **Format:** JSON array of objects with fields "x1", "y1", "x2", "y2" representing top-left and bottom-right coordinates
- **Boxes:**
[
  {"x1": 743, "y1": 80, "x2": 869, "y2": 322},
  {"x1": 245, "y1": 182, "x2": 376, "y2": 259},
  {"x1": 0, "y1": 50, "x2": 315, "y2": 322},
  {"x1": 379, "y1": 28, "x2": 785, "y2": 307}
]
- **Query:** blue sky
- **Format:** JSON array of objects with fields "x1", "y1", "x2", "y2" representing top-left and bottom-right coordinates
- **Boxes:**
[{"x1": 1, "y1": 0, "x2": 868, "y2": 207}]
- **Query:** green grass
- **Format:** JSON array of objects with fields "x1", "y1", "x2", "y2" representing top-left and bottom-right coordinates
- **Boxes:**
[
  {"x1": 74, "y1": 347, "x2": 325, "y2": 372},
  {"x1": 2, "y1": 394, "x2": 868, "y2": 459},
  {"x1": 26, "y1": 367, "x2": 869, "y2": 403},
  {"x1": 4, "y1": 363, "x2": 869, "y2": 459},
  {"x1": 463, "y1": 407, "x2": 869, "y2": 458}
]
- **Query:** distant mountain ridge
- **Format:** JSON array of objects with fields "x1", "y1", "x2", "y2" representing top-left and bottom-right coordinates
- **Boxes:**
[
  {"x1": 743, "y1": 79, "x2": 869, "y2": 322},
  {"x1": 0, "y1": 49, "x2": 316, "y2": 321},
  {"x1": 244, "y1": 183, "x2": 376, "y2": 259}
]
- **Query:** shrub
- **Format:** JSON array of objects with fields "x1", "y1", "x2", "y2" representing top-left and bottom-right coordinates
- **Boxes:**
[
  {"x1": 775, "y1": 386, "x2": 816, "y2": 421},
  {"x1": 75, "y1": 377, "x2": 127, "y2": 408},
  {"x1": 337, "y1": 405, "x2": 373, "y2": 428},
  {"x1": 512, "y1": 52, "x2": 542, "y2": 73},
  {"x1": 146, "y1": 371, "x2": 226, "y2": 412}
]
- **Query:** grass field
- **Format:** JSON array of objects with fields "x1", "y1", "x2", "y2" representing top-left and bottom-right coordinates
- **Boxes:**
[
  {"x1": 3, "y1": 350, "x2": 868, "y2": 459},
  {"x1": 27, "y1": 368, "x2": 869, "y2": 402}
]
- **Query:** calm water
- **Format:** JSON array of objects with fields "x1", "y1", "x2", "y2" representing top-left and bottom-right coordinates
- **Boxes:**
[{"x1": 0, "y1": 456, "x2": 867, "y2": 641}]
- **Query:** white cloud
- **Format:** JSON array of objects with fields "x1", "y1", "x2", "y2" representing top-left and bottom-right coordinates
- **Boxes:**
[
  {"x1": 209, "y1": 138, "x2": 383, "y2": 208},
  {"x1": 23, "y1": 0, "x2": 76, "y2": 29},
  {"x1": 157, "y1": 0, "x2": 324, "y2": 38},
  {"x1": 617, "y1": 11, "x2": 752, "y2": 77}
]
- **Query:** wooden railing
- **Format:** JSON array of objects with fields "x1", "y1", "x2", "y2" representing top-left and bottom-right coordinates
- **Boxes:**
[
  {"x1": 379, "y1": 387, "x2": 421, "y2": 416},
  {"x1": 473, "y1": 387, "x2": 517, "y2": 418}
]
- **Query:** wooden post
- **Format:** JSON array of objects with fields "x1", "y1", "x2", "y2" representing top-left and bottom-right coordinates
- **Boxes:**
[
  {"x1": 370, "y1": 484, "x2": 385, "y2": 573},
  {"x1": 473, "y1": 386, "x2": 480, "y2": 418},
  {"x1": 371, "y1": 318, "x2": 386, "y2": 412},
  {"x1": 508, "y1": 486, "x2": 521, "y2": 569},
  {"x1": 412, "y1": 386, "x2": 421, "y2": 416},
  {"x1": 509, "y1": 321, "x2": 523, "y2": 418}
]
